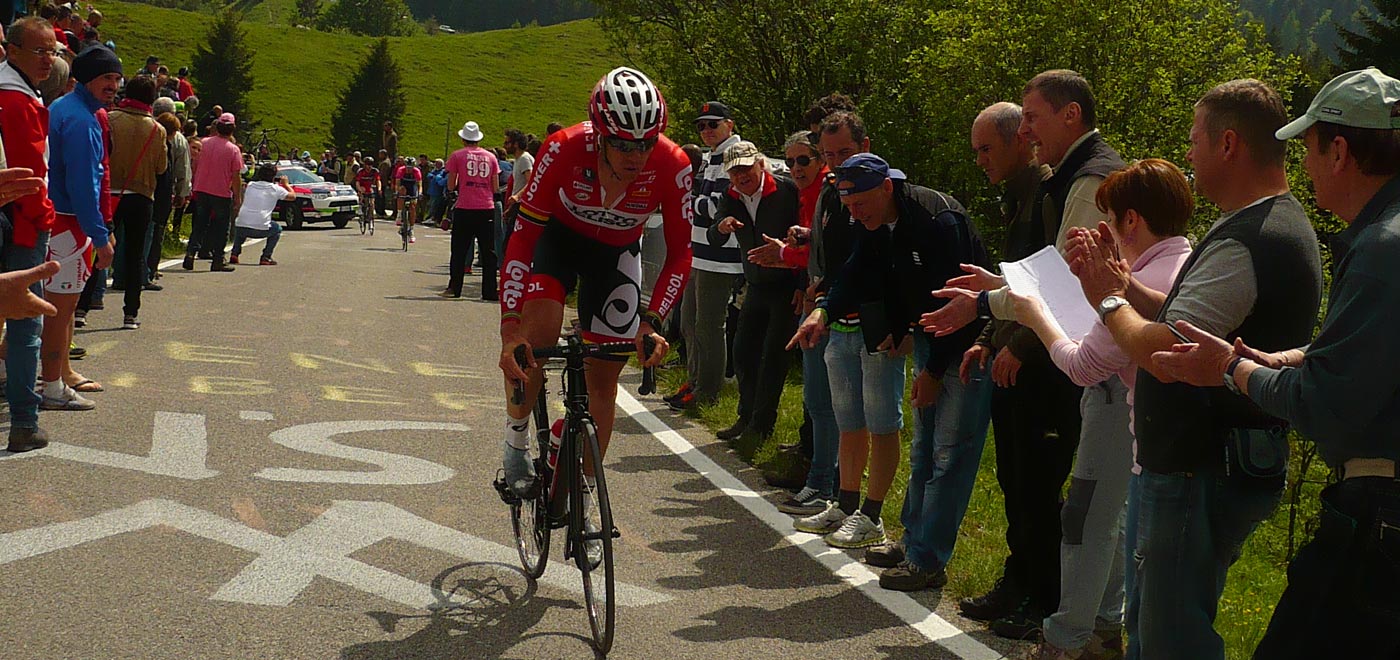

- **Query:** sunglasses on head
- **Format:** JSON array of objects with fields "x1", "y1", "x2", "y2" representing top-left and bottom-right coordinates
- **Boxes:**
[
  {"x1": 784, "y1": 155, "x2": 815, "y2": 168},
  {"x1": 695, "y1": 119, "x2": 723, "y2": 130},
  {"x1": 603, "y1": 136, "x2": 659, "y2": 153}
]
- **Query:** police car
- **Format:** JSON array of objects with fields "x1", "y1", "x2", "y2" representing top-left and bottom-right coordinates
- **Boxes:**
[{"x1": 272, "y1": 162, "x2": 358, "y2": 229}]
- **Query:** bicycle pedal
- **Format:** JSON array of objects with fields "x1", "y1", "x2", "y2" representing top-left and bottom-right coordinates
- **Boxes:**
[
  {"x1": 491, "y1": 472, "x2": 520, "y2": 505},
  {"x1": 611, "y1": 527, "x2": 621, "y2": 539}
]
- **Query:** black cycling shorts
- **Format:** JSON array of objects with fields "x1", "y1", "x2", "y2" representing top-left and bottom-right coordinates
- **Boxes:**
[
  {"x1": 523, "y1": 220, "x2": 643, "y2": 349},
  {"x1": 400, "y1": 181, "x2": 420, "y2": 199}
]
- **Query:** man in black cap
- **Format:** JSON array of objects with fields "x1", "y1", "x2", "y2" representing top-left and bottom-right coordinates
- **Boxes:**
[
  {"x1": 143, "y1": 55, "x2": 159, "y2": 77},
  {"x1": 672, "y1": 100, "x2": 742, "y2": 411}
]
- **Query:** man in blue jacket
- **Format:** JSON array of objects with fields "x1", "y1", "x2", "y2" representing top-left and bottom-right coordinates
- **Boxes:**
[
  {"x1": 44, "y1": 45, "x2": 120, "y2": 413},
  {"x1": 424, "y1": 158, "x2": 448, "y2": 227}
]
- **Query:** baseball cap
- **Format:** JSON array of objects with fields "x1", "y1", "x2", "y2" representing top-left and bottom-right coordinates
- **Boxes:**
[
  {"x1": 696, "y1": 101, "x2": 731, "y2": 121},
  {"x1": 722, "y1": 141, "x2": 763, "y2": 171},
  {"x1": 1277, "y1": 67, "x2": 1400, "y2": 140},
  {"x1": 145, "y1": 55, "x2": 159, "y2": 65},
  {"x1": 833, "y1": 153, "x2": 904, "y2": 196},
  {"x1": 216, "y1": 112, "x2": 236, "y2": 126}
]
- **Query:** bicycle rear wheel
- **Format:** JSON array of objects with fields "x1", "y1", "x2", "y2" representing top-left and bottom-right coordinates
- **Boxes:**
[
  {"x1": 573, "y1": 419, "x2": 616, "y2": 655},
  {"x1": 509, "y1": 396, "x2": 551, "y2": 579}
]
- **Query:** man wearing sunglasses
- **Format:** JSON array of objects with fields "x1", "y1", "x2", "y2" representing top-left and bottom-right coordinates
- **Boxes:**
[
  {"x1": 496, "y1": 67, "x2": 694, "y2": 506},
  {"x1": 790, "y1": 153, "x2": 991, "y2": 592},
  {"x1": 671, "y1": 101, "x2": 743, "y2": 411}
]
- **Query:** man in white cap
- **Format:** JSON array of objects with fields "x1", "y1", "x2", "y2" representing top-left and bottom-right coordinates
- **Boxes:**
[
  {"x1": 1151, "y1": 67, "x2": 1400, "y2": 660},
  {"x1": 443, "y1": 120, "x2": 499, "y2": 299}
]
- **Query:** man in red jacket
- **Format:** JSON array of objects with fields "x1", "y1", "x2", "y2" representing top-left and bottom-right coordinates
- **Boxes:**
[{"x1": 0, "y1": 17, "x2": 60, "y2": 450}]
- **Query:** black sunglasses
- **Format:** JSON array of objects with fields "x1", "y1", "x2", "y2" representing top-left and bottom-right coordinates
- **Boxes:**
[
  {"x1": 784, "y1": 155, "x2": 815, "y2": 168},
  {"x1": 695, "y1": 119, "x2": 723, "y2": 130},
  {"x1": 603, "y1": 136, "x2": 659, "y2": 153}
]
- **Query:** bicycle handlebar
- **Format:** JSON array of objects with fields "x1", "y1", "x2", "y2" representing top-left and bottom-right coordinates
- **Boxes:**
[{"x1": 510, "y1": 339, "x2": 658, "y2": 403}]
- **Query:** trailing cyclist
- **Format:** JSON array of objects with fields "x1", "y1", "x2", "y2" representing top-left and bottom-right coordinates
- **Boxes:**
[
  {"x1": 496, "y1": 68, "x2": 694, "y2": 530},
  {"x1": 396, "y1": 156, "x2": 424, "y2": 243},
  {"x1": 354, "y1": 156, "x2": 381, "y2": 231}
]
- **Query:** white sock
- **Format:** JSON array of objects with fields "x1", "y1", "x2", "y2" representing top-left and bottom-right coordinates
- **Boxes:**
[
  {"x1": 43, "y1": 380, "x2": 65, "y2": 398},
  {"x1": 504, "y1": 414, "x2": 530, "y2": 451}
]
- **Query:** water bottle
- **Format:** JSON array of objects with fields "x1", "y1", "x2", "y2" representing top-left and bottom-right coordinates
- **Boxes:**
[{"x1": 547, "y1": 418, "x2": 568, "y2": 518}]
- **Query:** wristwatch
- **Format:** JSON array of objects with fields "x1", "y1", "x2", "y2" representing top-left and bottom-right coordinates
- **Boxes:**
[
  {"x1": 1223, "y1": 356, "x2": 1246, "y2": 396},
  {"x1": 976, "y1": 290, "x2": 993, "y2": 320},
  {"x1": 1096, "y1": 295, "x2": 1130, "y2": 323}
]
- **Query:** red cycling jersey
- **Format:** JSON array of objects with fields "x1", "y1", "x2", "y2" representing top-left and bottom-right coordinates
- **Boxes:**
[
  {"x1": 501, "y1": 121, "x2": 694, "y2": 328},
  {"x1": 354, "y1": 167, "x2": 380, "y2": 194}
]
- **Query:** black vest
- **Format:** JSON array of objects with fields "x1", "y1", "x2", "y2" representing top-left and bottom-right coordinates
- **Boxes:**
[
  {"x1": 1134, "y1": 195, "x2": 1322, "y2": 474},
  {"x1": 1031, "y1": 132, "x2": 1126, "y2": 248}
]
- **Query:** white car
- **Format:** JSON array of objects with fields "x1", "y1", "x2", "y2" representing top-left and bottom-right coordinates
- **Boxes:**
[
  {"x1": 438, "y1": 24, "x2": 457, "y2": 34},
  {"x1": 274, "y1": 163, "x2": 357, "y2": 229}
]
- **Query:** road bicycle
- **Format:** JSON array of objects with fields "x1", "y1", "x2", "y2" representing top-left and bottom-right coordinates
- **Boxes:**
[
  {"x1": 357, "y1": 192, "x2": 375, "y2": 235},
  {"x1": 493, "y1": 330, "x2": 656, "y2": 656},
  {"x1": 250, "y1": 128, "x2": 281, "y2": 162}
]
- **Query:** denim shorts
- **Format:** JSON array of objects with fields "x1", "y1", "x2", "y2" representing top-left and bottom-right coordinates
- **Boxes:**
[{"x1": 823, "y1": 328, "x2": 906, "y2": 434}]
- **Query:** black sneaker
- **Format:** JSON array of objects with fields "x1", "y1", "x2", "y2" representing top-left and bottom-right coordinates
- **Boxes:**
[
  {"x1": 143, "y1": 282, "x2": 163, "y2": 291},
  {"x1": 865, "y1": 539, "x2": 906, "y2": 568},
  {"x1": 6, "y1": 426, "x2": 49, "y2": 452},
  {"x1": 181, "y1": 256, "x2": 194, "y2": 270},
  {"x1": 959, "y1": 575, "x2": 1023, "y2": 622},
  {"x1": 878, "y1": 560, "x2": 947, "y2": 592},
  {"x1": 989, "y1": 601, "x2": 1046, "y2": 641},
  {"x1": 663, "y1": 382, "x2": 693, "y2": 404},
  {"x1": 69, "y1": 345, "x2": 86, "y2": 360},
  {"x1": 776, "y1": 486, "x2": 829, "y2": 515},
  {"x1": 716, "y1": 420, "x2": 748, "y2": 441},
  {"x1": 122, "y1": 315, "x2": 140, "y2": 330}
]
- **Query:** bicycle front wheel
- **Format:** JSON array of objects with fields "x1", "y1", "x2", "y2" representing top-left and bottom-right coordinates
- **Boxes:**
[
  {"x1": 510, "y1": 395, "x2": 551, "y2": 579},
  {"x1": 573, "y1": 419, "x2": 616, "y2": 655}
]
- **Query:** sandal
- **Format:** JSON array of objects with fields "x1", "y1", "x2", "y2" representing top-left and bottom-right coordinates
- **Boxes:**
[{"x1": 68, "y1": 378, "x2": 103, "y2": 393}]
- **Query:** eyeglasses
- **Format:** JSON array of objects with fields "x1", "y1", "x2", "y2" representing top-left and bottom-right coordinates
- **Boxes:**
[
  {"x1": 694, "y1": 120, "x2": 722, "y2": 131},
  {"x1": 12, "y1": 46, "x2": 61, "y2": 59},
  {"x1": 784, "y1": 155, "x2": 815, "y2": 168},
  {"x1": 603, "y1": 136, "x2": 658, "y2": 153}
]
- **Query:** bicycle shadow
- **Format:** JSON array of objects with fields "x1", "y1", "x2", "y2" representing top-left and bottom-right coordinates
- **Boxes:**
[{"x1": 339, "y1": 561, "x2": 591, "y2": 660}]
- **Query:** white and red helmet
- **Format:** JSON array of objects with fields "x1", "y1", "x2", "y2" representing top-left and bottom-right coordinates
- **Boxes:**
[{"x1": 589, "y1": 67, "x2": 668, "y2": 141}]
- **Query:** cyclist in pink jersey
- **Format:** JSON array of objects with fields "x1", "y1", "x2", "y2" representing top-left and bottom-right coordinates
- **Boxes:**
[{"x1": 497, "y1": 67, "x2": 693, "y2": 498}]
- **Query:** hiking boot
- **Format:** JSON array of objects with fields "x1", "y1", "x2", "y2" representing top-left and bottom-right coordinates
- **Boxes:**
[
  {"x1": 716, "y1": 420, "x2": 748, "y2": 441},
  {"x1": 40, "y1": 385, "x2": 96, "y2": 411},
  {"x1": 879, "y1": 560, "x2": 947, "y2": 592},
  {"x1": 990, "y1": 601, "x2": 1047, "y2": 642},
  {"x1": 826, "y1": 511, "x2": 886, "y2": 548},
  {"x1": 259, "y1": 258, "x2": 277, "y2": 266},
  {"x1": 762, "y1": 456, "x2": 810, "y2": 490},
  {"x1": 663, "y1": 382, "x2": 693, "y2": 404},
  {"x1": 122, "y1": 315, "x2": 140, "y2": 330},
  {"x1": 181, "y1": 256, "x2": 194, "y2": 270},
  {"x1": 959, "y1": 575, "x2": 1024, "y2": 622},
  {"x1": 794, "y1": 500, "x2": 847, "y2": 535},
  {"x1": 777, "y1": 487, "x2": 829, "y2": 516},
  {"x1": 229, "y1": 254, "x2": 240, "y2": 264},
  {"x1": 864, "y1": 539, "x2": 906, "y2": 568},
  {"x1": 6, "y1": 426, "x2": 49, "y2": 453}
]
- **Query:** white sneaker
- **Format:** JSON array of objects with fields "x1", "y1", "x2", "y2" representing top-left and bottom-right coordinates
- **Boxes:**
[
  {"x1": 826, "y1": 511, "x2": 886, "y2": 549},
  {"x1": 794, "y1": 500, "x2": 847, "y2": 534},
  {"x1": 40, "y1": 385, "x2": 96, "y2": 411},
  {"x1": 501, "y1": 441, "x2": 535, "y2": 496}
]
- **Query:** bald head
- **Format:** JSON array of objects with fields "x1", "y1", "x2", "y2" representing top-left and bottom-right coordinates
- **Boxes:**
[{"x1": 972, "y1": 102, "x2": 1034, "y2": 185}]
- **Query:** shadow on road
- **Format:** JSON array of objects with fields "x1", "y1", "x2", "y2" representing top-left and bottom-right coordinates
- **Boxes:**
[{"x1": 340, "y1": 561, "x2": 591, "y2": 660}]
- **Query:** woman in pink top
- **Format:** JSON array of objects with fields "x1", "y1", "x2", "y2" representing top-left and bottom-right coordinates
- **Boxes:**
[{"x1": 1005, "y1": 159, "x2": 1194, "y2": 659}]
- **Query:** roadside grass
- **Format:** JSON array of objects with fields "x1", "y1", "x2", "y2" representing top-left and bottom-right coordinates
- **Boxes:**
[
  {"x1": 100, "y1": 2, "x2": 608, "y2": 157},
  {"x1": 653, "y1": 352, "x2": 1324, "y2": 660}
]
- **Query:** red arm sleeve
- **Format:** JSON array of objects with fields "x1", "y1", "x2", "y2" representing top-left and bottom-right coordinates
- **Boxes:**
[
  {"x1": 500, "y1": 132, "x2": 565, "y2": 324},
  {"x1": 642, "y1": 156, "x2": 694, "y2": 327}
]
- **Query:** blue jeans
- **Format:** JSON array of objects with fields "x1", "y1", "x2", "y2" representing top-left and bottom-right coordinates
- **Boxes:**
[
  {"x1": 1124, "y1": 472, "x2": 1143, "y2": 660},
  {"x1": 1135, "y1": 468, "x2": 1282, "y2": 660},
  {"x1": 802, "y1": 333, "x2": 839, "y2": 496},
  {"x1": 2, "y1": 231, "x2": 50, "y2": 429},
  {"x1": 823, "y1": 329, "x2": 905, "y2": 435},
  {"x1": 900, "y1": 335, "x2": 993, "y2": 571},
  {"x1": 231, "y1": 223, "x2": 282, "y2": 260}
]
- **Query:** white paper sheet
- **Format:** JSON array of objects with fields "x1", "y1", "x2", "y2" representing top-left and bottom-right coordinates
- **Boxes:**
[{"x1": 1000, "y1": 246, "x2": 1100, "y2": 342}]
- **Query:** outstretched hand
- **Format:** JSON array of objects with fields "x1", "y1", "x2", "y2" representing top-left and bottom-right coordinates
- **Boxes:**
[
  {"x1": 1150, "y1": 320, "x2": 1235, "y2": 387},
  {"x1": 0, "y1": 261, "x2": 60, "y2": 319},
  {"x1": 920, "y1": 288, "x2": 979, "y2": 337},
  {"x1": 945, "y1": 263, "x2": 1006, "y2": 292}
]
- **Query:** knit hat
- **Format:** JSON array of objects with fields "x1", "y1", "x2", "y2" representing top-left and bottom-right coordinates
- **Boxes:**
[{"x1": 73, "y1": 46, "x2": 123, "y2": 84}]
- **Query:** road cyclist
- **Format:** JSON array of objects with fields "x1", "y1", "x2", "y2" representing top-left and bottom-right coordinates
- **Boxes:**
[{"x1": 353, "y1": 155, "x2": 380, "y2": 236}]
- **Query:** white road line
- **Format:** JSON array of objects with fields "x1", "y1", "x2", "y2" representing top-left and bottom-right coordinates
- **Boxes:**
[{"x1": 615, "y1": 389, "x2": 1004, "y2": 660}]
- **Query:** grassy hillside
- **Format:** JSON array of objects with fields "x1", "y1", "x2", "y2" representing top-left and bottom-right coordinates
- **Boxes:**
[{"x1": 99, "y1": 1, "x2": 608, "y2": 157}]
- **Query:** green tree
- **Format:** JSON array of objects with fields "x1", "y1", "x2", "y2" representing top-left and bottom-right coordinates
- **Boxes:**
[
  {"x1": 1339, "y1": 0, "x2": 1400, "y2": 74},
  {"x1": 294, "y1": 0, "x2": 322, "y2": 25},
  {"x1": 319, "y1": 0, "x2": 418, "y2": 36},
  {"x1": 328, "y1": 39, "x2": 408, "y2": 154},
  {"x1": 190, "y1": 9, "x2": 256, "y2": 127}
]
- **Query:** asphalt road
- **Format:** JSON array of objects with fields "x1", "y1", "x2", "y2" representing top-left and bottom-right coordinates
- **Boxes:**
[{"x1": 0, "y1": 224, "x2": 1027, "y2": 660}]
